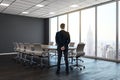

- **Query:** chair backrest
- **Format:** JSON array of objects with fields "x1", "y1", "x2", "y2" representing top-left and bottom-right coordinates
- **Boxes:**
[
  {"x1": 19, "y1": 43, "x2": 25, "y2": 52},
  {"x1": 76, "y1": 43, "x2": 85, "y2": 52},
  {"x1": 49, "y1": 42, "x2": 54, "y2": 45},
  {"x1": 13, "y1": 42, "x2": 19, "y2": 51},
  {"x1": 24, "y1": 43, "x2": 34, "y2": 52},
  {"x1": 69, "y1": 42, "x2": 75, "y2": 47},
  {"x1": 76, "y1": 43, "x2": 85, "y2": 57},
  {"x1": 33, "y1": 44, "x2": 43, "y2": 51}
]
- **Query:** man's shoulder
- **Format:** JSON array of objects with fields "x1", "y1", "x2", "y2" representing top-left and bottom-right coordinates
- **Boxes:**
[
  {"x1": 60, "y1": 30, "x2": 69, "y2": 33},
  {"x1": 56, "y1": 31, "x2": 61, "y2": 36},
  {"x1": 64, "y1": 31, "x2": 69, "y2": 34},
  {"x1": 56, "y1": 31, "x2": 60, "y2": 34},
  {"x1": 57, "y1": 30, "x2": 69, "y2": 35}
]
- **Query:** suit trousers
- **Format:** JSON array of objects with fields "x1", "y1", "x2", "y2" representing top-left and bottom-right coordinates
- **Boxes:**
[{"x1": 57, "y1": 49, "x2": 69, "y2": 72}]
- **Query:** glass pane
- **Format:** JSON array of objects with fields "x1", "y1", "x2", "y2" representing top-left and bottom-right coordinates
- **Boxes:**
[
  {"x1": 81, "y1": 7, "x2": 95, "y2": 56},
  {"x1": 68, "y1": 11, "x2": 80, "y2": 46},
  {"x1": 49, "y1": 17, "x2": 57, "y2": 45},
  {"x1": 118, "y1": 1, "x2": 120, "y2": 60},
  {"x1": 58, "y1": 15, "x2": 67, "y2": 31},
  {"x1": 97, "y1": 2, "x2": 116, "y2": 59}
]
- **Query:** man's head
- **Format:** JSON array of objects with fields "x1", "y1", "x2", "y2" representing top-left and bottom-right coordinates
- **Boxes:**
[{"x1": 60, "y1": 23, "x2": 65, "y2": 29}]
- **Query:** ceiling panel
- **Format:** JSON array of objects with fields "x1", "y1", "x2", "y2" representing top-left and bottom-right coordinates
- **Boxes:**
[
  {"x1": 25, "y1": 0, "x2": 50, "y2": 13},
  {"x1": 3, "y1": 7, "x2": 24, "y2": 14},
  {"x1": 2, "y1": 0, "x2": 15, "y2": 4},
  {"x1": 14, "y1": 0, "x2": 35, "y2": 7},
  {"x1": 9, "y1": 3, "x2": 29, "y2": 10},
  {"x1": 3, "y1": 9, "x2": 20, "y2": 14},
  {"x1": 0, "y1": 0, "x2": 111, "y2": 18},
  {"x1": 20, "y1": 0, "x2": 44, "y2": 4},
  {"x1": 0, "y1": 6, "x2": 7, "y2": 12}
]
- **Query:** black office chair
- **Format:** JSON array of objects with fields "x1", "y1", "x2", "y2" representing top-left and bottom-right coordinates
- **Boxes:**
[
  {"x1": 69, "y1": 43, "x2": 85, "y2": 70},
  {"x1": 69, "y1": 42, "x2": 75, "y2": 47},
  {"x1": 32, "y1": 44, "x2": 49, "y2": 68},
  {"x1": 13, "y1": 42, "x2": 21, "y2": 62},
  {"x1": 68, "y1": 42, "x2": 75, "y2": 64},
  {"x1": 23, "y1": 43, "x2": 35, "y2": 66},
  {"x1": 49, "y1": 42, "x2": 54, "y2": 45}
]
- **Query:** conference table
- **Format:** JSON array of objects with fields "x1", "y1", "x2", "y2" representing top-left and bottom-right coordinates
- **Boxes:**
[{"x1": 41, "y1": 45, "x2": 76, "y2": 68}]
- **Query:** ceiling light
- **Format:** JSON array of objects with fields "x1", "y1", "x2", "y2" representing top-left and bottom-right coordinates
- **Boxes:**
[
  {"x1": 22, "y1": 12, "x2": 29, "y2": 14},
  {"x1": 36, "y1": 4, "x2": 44, "y2": 7},
  {"x1": 49, "y1": 12, "x2": 55, "y2": 14},
  {"x1": 0, "y1": 3, "x2": 9, "y2": 6},
  {"x1": 70, "y1": 4, "x2": 78, "y2": 8}
]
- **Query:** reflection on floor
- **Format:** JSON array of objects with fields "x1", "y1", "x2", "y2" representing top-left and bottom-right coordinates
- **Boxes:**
[{"x1": 0, "y1": 54, "x2": 120, "y2": 80}]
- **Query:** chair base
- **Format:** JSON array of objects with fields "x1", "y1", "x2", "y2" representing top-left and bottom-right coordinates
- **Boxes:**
[{"x1": 70, "y1": 64, "x2": 85, "y2": 70}]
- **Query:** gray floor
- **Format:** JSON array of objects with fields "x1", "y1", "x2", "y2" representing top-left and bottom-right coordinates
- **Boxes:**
[{"x1": 0, "y1": 54, "x2": 120, "y2": 80}]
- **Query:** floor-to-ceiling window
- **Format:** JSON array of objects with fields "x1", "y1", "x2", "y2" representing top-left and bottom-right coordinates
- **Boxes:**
[
  {"x1": 58, "y1": 14, "x2": 67, "y2": 31},
  {"x1": 49, "y1": 17, "x2": 58, "y2": 45},
  {"x1": 49, "y1": 1, "x2": 119, "y2": 62},
  {"x1": 118, "y1": 1, "x2": 120, "y2": 60},
  {"x1": 81, "y1": 7, "x2": 95, "y2": 56},
  {"x1": 68, "y1": 11, "x2": 80, "y2": 46},
  {"x1": 97, "y1": 2, "x2": 116, "y2": 59}
]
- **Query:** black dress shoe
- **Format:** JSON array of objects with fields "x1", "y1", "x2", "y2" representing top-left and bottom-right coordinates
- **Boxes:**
[
  {"x1": 56, "y1": 71, "x2": 60, "y2": 74},
  {"x1": 66, "y1": 71, "x2": 69, "y2": 75}
]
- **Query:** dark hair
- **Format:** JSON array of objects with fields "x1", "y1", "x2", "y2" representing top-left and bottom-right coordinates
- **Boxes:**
[{"x1": 60, "y1": 23, "x2": 65, "y2": 29}]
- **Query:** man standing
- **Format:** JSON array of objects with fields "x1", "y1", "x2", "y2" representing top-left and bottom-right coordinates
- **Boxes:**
[{"x1": 55, "y1": 23, "x2": 70, "y2": 74}]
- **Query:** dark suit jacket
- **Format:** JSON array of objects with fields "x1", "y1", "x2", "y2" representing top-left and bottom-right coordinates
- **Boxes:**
[{"x1": 55, "y1": 30, "x2": 70, "y2": 50}]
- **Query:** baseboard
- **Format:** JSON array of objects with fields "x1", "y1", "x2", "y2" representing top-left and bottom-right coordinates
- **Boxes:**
[{"x1": 0, "y1": 52, "x2": 17, "y2": 55}]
